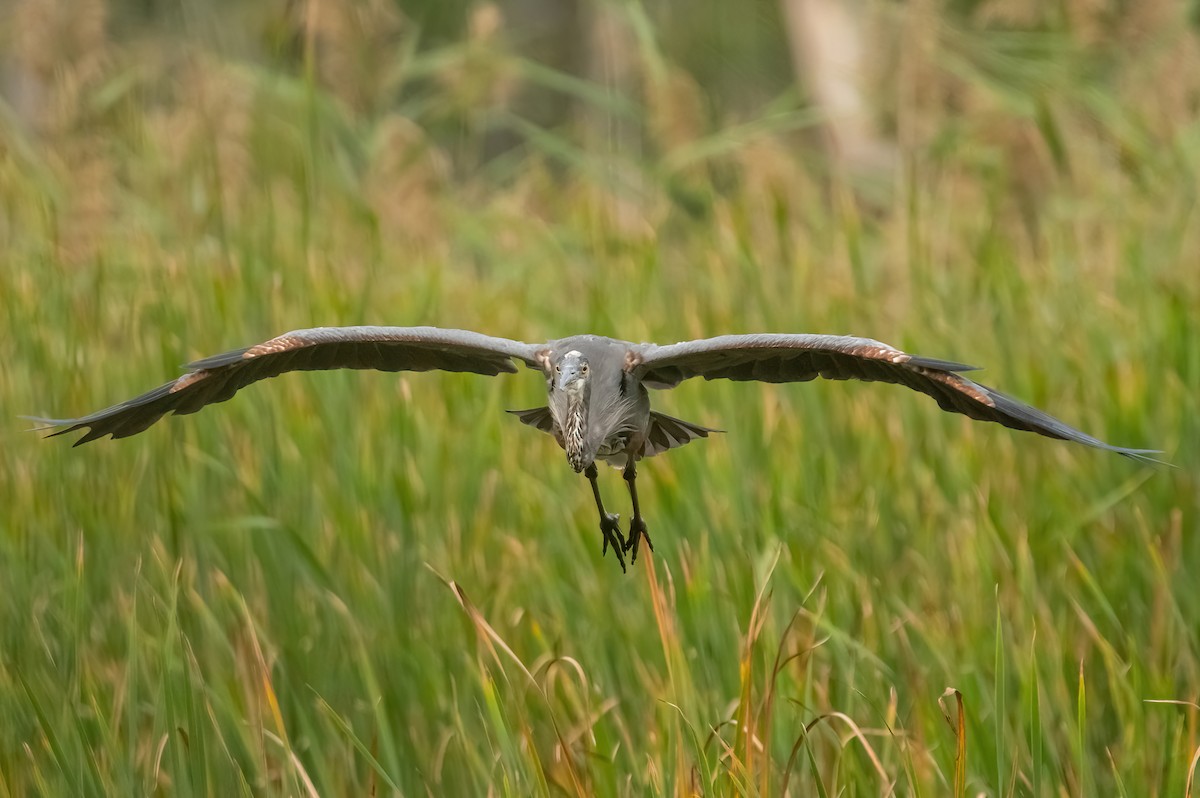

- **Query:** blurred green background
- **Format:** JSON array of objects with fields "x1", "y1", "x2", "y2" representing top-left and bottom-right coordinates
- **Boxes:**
[{"x1": 1, "y1": 0, "x2": 1197, "y2": 794}]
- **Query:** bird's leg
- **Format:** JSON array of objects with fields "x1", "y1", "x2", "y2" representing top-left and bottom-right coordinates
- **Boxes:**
[
  {"x1": 622, "y1": 461, "x2": 653, "y2": 563},
  {"x1": 585, "y1": 463, "x2": 626, "y2": 572}
]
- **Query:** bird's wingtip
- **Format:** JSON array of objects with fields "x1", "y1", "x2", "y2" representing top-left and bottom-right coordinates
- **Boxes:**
[
  {"x1": 20, "y1": 414, "x2": 93, "y2": 443},
  {"x1": 1116, "y1": 448, "x2": 1172, "y2": 467},
  {"x1": 20, "y1": 415, "x2": 66, "y2": 431}
]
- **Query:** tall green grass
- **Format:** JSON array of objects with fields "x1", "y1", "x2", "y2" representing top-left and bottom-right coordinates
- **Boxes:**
[{"x1": 1, "y1": 1, "x2": 1196, "y2": 795}]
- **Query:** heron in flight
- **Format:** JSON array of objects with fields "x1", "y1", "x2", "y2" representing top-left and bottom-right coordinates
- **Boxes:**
[{"x1": 36, "y1": 326, "x2": 1156, "y2": 571}]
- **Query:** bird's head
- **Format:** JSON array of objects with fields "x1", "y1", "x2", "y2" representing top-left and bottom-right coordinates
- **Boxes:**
[{"x1": 554, "y1": 350, "x2": 590, "y2": 396}]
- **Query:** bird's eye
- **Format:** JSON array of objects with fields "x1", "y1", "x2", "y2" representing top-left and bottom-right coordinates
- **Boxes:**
[
  {"x1": 555, "y1": 365, "x2": 561, "y2": 373},
  {"x1": 581, "y1": 365, "x2": 589, "y2": 373}
]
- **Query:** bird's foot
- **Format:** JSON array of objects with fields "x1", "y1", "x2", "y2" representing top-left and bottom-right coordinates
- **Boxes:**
[
  {"x1": 624, "y1": 517, "x2": 653, "y2": 563},
  {"x1": 599, "y1": 512, "x2": 627, "y2": 572}
]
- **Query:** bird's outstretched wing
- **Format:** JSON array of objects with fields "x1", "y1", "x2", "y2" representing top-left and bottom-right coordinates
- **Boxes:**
[
  {"x1": 634, "y1": 333, "x2": 1159, "y2": 462},
  {"x1": 34, "y1": 326, "x2": 542, "y2": 445}
]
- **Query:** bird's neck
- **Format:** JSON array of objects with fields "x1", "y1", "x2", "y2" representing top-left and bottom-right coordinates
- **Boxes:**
[{"x1": 564, "y1": 390, "x2": 589, "y2": 472}]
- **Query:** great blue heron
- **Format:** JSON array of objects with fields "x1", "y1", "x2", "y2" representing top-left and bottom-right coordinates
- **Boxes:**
[{"x1": 35, "y1": 326, "x2": 1157, "y2": 571}]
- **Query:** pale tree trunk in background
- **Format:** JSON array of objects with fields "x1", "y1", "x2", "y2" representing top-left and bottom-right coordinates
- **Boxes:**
[
  {"x1": 0, "y1": 59, "x2": 43, "y2": 130},
  {"x1": 581, "y1": 1, "x2": 652, "y2": 237},
  {"x1": 781, "y1": 0, "x2": 895, "y2": 176}
]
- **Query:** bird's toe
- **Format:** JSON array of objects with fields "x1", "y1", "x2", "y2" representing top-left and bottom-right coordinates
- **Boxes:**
[
  {"x1": 598, "y1": 513, "x2": 627, "y2": 572},
  {"x1": 625, "y1": 518, "x2": 652, "y2": 562}
]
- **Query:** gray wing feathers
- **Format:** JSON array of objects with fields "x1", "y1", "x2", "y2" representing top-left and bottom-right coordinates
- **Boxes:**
[
  {"x1": 636, "y1": 333, "x2": 1157, "y2": 462},
  {"x1": 636, "y1": 334, "x2": 973, "y2": 386},
  {"x1": 36, "y1": 326, "x2": 540, "y2": 445},
  {"x1": 506, "y1": 407, "x2": 557, "y2": 435},
  {"x1": 639, "y1": 412, "x2": 721, "y2": 458}
]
